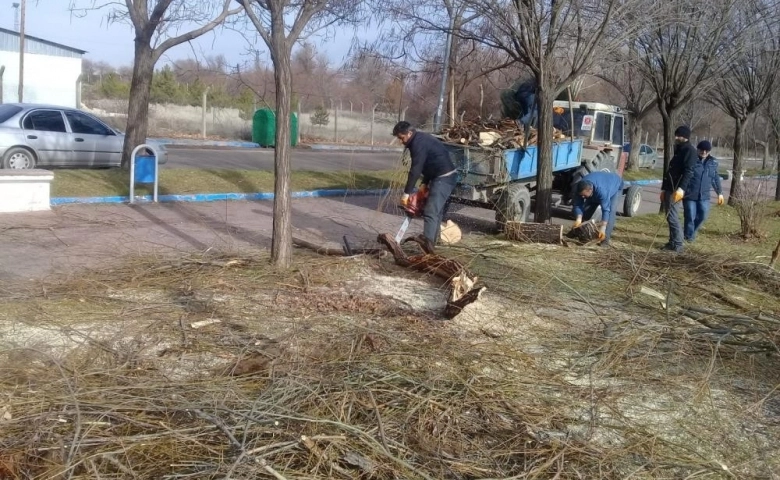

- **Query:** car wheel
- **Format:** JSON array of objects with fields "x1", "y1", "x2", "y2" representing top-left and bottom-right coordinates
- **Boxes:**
[{"x1": 3, "y1": 147, "x2": 37, "y2": 169}]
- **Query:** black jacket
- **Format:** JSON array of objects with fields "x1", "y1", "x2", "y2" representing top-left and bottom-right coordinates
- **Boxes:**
[
  {"x1": 403, "y1": 131, "x2": 456, "y2": 194},
  {"x1": 662, "y1": 141, "x2": 697, "y2": 192}
]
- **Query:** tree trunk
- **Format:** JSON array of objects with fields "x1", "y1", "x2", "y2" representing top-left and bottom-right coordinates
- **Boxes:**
[
  {"x1": 728, "y1": 117, "x2": 745, "y2": 206},
  {"x1": 659, "y1": 105, "x2": 675, "y2": 213},
  {"x1": 627, "y1": 115, "x2": 642, "y2": 171},
  {"x1": 759, "y1": 141, "x2": 770, "y2": 170},
  {"x1": 534, "y1": 89, "x2": 554, "y2": 223},
  {"x1": 775, "y1": 134, "x2": 780, "y2": 201},
  {"x1": 270, "y1": 41, "x2": 293, "y2": 268},
  {"x1": 121, "y1": 41, "x2": 155, "y2": 169}
]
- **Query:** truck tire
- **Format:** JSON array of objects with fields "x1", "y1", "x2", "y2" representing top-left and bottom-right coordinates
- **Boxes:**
[
  {"x1": 622, "y1": 185, "x2": 642, "y2": 217},
  {"x1": 584, "y1": 151, "x2": 613, "y2": 173},
  {"x1": 567, "y1": 166, "x2": 589, "y2": 204},
  {"x1": 495, "y1": 183, "x2": 531, "y2": 227}
]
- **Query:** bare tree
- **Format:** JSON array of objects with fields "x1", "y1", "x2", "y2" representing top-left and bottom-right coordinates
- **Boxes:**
[
  {"x1": 634, "y1": 0, "x2": 747, "y2": 180},
  {"x1": 707, "y1": 5, "x2": 780, "y2": 204},
  {"x1": 597, "y1": 43, "x2": 655, "y2": 171},
  {"x1": 70, "y1": 1, "x2": 239, "y2": 167},
  {"x1": 238, "y1": 0, "x2": 366, "y2": 268},
  {"x1": 765, "y1": 88, "x2": 780, "y2": 200},
  {"x1": 457, "y1": 0, "x2": 647, "y2": 223}
]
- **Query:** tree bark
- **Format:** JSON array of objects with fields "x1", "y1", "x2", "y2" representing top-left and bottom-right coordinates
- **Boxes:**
[
  {"x1": 270, "y1": 38, "x2": 294, "y2": 268},
  {"x1": 534, "y1": 88, "x2": 554, "y2": 223},
  {"x1": 627, "y1": 115, "x2": 643, "y2": 171},
  {"x1": 728, "y1": 117, "x2": 745, "y2": 206},
  {"x1": 659, "y1": 104, "x2": 675, "y2": 213},
  {"x1": 121, "y1": 42, "x2": 155, "y2": 169}
]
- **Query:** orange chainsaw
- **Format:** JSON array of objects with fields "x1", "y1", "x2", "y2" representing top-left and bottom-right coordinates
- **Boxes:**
[{"x1": 395, "y1": 186, "x2": 428, "y2": 242}]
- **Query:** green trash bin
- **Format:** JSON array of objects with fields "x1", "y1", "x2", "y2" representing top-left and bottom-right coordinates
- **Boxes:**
[{"x1": 252, "y1": 109, "x2": 299, "y2": 147}]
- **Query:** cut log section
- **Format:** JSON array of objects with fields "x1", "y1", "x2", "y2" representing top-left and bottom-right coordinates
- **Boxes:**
[
  {"x1": 564, "y1": 221, "x2": 600, "y2": 244},
  {"x1": 377, "y1": 233, "x2": 486, "y2": 319},
  {"x1": 505, "y1": 221, "x2": 563, "y2": 244}
]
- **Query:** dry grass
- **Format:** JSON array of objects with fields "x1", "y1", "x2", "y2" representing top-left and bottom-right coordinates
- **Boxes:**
[{"x1": 1, "y1": 230, "x2": 779, "y2": 479}]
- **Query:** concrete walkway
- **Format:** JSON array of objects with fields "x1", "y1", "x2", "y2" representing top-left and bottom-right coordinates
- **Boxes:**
[{"x1": 0, "y1": 194, "x2": 418, "y2": 282}]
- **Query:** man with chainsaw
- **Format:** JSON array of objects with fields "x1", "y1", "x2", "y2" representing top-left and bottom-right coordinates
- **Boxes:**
[
  {"x1": 393, "y1": 121, "x2": 458, "y2": 250},
  {"x1": 660, "y1": 126, "x2": 698, "y2": 253},
  {"x1": 571, "y1": 171, "x2": 624, "y2": 247}
]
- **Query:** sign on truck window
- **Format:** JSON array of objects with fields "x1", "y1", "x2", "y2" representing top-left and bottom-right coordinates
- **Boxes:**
[{"x1": 581, "y1": 115, "x2": 594, "y2": 131}]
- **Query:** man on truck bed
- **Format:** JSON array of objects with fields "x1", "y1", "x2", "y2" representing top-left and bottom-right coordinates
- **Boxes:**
[
  {"x1": 393, "y1": 121, "x2": 458, "y2": 251},
  {"x1": 660, "y1": 126, "x2": 697, "y2": 253},
  {"x1": 571, "y1": 171, "x2": 624, "y2": 246}
]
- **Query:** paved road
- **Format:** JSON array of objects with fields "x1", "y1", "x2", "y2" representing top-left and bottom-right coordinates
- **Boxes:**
[{"x1": 167, "y1": 147, "x2": 402, "y2": 171}]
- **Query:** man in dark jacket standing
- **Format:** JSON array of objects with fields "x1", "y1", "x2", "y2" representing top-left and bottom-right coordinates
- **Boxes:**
[
  {"x1": 683, "y1": 140, "x2": 724, "y2": 242},
  {"x1": 660, "y1": 126, "x2": 698, "y2": 252},
  {"x1": 393, "y1": 121, "x2": 458, "y2": 249}
]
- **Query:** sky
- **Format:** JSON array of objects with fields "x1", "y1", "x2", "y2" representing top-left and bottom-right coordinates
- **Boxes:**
[{"x1": 5, "y1": 1, "x2": 374, "y2": 69}]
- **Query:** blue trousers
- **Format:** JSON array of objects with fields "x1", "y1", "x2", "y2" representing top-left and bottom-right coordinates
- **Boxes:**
[
  {"x1": 683, "y1": 199, "x2": 711, "y2": 241},
  {"x1": 581, "y1": 192, "x2": 620, "y2": 242},
  {"x1": 423, "y1": 174, "x2": 458, "y2": 243},
  {"x1": 663, "y1": 192, "x2": 683, "y2": 248}
]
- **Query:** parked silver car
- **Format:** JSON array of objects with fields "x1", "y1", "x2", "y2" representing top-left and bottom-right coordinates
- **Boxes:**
[
  {"x1": 0, "y1": 103, "x2": 168, "y2": 169},
  {"x1": 624, "y1": 143, "x2": 658, "y2": 169}
]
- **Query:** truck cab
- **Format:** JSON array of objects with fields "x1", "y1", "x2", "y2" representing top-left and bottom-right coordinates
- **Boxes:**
[{"x1": 552, "y1": 101, "x2": 627, "y2": 175}]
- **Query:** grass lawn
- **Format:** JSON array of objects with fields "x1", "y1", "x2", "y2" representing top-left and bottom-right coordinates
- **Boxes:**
[
  {"x1": 617, "y1": 200, "x2": 780, "y2": 260},
  {"x1": 621, "y1": 168, "x2": 662, "y2": 181},
  {"x1": 51, "y1": 168, "x2": 402, "y2": 198}
]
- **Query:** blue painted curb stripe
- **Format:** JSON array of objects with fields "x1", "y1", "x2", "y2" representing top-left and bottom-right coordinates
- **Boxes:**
[
  {"x1": 51, "y1": 188, "x2": 392, "y2": 206},
  {"x1": 308, "y1": 144, "x2": 404, "y2": 153},
  {"x1": 624, "y1": 179, "x2": 662, "y2": 186},
  {"x1": 151, "y1": 138, "x2": 261, "y2": 148}
]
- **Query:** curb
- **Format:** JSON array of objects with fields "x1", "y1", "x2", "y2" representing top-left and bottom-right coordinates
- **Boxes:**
[
  {"x1": 623, "y1": 179, "x2": 662, "y2": 186},
  {"x1": 51, "y1": 188, "x2": 392, "y2": 206},
  {"x1": 151, "y1": 138, "x2": 260, "y2": 149},
  {"x1": 308, "y1": 144, "x2": 404, "y2": 153}
]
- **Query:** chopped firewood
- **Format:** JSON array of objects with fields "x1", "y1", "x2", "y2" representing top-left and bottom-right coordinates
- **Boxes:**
[
  {"x1": 564, "y1": 220, "x2": 600, "y2": 245},
  {"x1": 377, "y1": 233, "x2": 486, "y2": 319},
  {"x1": 505, "y1": 222, "x2": 563, "y2": 244},
  {"x1": 440, "y1": 119, "x2": 568, "y2": 149}
]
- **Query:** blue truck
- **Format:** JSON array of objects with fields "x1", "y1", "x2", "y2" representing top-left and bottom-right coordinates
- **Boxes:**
[{"x1": 442, "y1": 101, "x2": 643, "y2": 226}]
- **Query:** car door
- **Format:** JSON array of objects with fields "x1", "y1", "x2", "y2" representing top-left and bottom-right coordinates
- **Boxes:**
[
  {"x1": 64, "y1": 110, "x2": 120, "y2": 167},
  {"x1": 638, "y1": 145, "x2": 649, "y2": 167},
  {"x1": 21, "y1": 110, "x2": 72, "y2": 166}
]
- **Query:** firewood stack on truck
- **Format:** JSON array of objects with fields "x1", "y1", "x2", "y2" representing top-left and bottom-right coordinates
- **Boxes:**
[{"x1": 436, "y1": 101, "x2": 643, "y2": 229}]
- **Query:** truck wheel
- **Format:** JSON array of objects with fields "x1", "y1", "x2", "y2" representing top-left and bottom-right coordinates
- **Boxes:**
[
  {"x1": 495, "y1": 183, "x2": 531, "y2": 228},
  {"x1": 567, "y1": 166, "x2": 589, "y2": 204},
  {"x1": 622, "y1": 185, "x2": 642, "y2": 217},
  {"x1": 584, "y1": 151, "x2": 612, "y2": 173}
]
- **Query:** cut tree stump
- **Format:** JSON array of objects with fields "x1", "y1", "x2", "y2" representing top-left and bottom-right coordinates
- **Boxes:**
[
  {"x1": 564, "y1": 220, "x2": 600, "y2": 244},
  {"x1": 377, "y1": 233, "x2": 486, "y2": 319},
  {"x1": 506, "y1": 221, "x2": 563, "y2": 244}
]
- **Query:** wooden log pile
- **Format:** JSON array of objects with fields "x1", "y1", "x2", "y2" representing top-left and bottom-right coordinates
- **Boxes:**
[
  {"x1": 440, "y1": 119, "x2": 567, "y2": 149},
  {"x1": 377, "y1": 233, "x2": 486, "y2": 319}
]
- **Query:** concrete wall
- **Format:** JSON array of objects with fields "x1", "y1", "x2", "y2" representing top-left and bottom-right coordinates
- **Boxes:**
[{"x1": 0, "y1": 51, "x2": 81, "y2": 107}]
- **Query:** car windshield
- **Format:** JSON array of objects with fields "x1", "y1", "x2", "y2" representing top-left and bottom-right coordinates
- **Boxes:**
[{"x1": 0, "y1": 105, "x2": 23, "y2": 123}]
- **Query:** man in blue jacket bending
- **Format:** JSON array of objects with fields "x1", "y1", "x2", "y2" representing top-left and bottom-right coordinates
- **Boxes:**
[
  {"x1": 572, "y1": 171, "x2": 624, "y2": 246},
  {"x1": 683, "y1": 140, "x2": 724, "y2": 242}
]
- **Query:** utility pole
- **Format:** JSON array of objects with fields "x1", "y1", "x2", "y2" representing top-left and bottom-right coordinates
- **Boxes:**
[{"x1": 18, "y1": 0, "x2": 26, "y2": 102}]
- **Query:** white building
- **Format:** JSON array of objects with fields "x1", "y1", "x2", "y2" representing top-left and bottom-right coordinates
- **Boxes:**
[{"x1": 0, "y1": 27, "x2": 85, "y2": 108}]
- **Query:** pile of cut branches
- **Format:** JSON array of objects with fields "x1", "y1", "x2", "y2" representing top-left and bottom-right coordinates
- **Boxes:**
[{"x1": 440, "y1": 118, "x2": 567, "y2": 148}]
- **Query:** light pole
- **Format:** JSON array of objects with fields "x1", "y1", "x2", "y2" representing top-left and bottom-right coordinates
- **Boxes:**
[{"x1": 15, "y1": 0, "x2": 26, "y2": 102}]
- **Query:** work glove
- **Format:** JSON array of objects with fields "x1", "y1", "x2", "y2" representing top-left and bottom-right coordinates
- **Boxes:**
[
  {"x1": 400, "y1": 193, "x2": 410, "y2": 207},
  {"x1": 597, "y1": 222, "x2": 607, "y2": 241},
  {"x1": 673, "y1": 188, "x2": 685, "y2": 203},
  {"x1": 572, "y1": 216, "x2": 583, "y2": 229},
  {"x1": 717, "y1": 194, "x2": 724, "y2": 206}
]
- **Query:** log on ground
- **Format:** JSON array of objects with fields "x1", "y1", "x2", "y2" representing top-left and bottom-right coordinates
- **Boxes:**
[
  {"x1": 564, "y1": 221, "x2": 600, "y2": 244},
  {"x1": 377, "y1": 233, "x2": 486, "y2": 319},
  {"x1": 505, "y1": 222, "x2": 563, "y2": 244}
]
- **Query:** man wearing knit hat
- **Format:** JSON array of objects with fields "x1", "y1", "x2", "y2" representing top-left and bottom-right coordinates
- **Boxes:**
[
  {"x1": 682, "y1": 140, "x2": 724, "y2": 242},
  {"x1": 660, "y1": 125, "x2": 698, "y2": 252}
]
